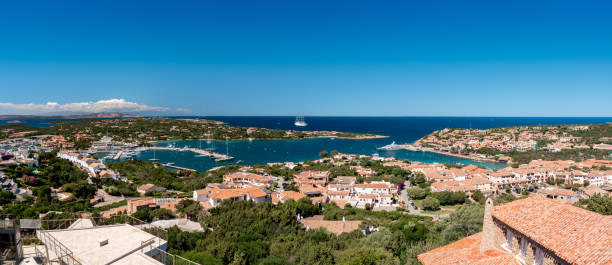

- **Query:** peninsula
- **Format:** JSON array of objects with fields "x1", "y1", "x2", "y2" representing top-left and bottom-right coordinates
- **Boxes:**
[
  {"x1": 0, "y1": 117, "x2": 387, "y2": 147},
  {"x1": 408, "y1": 123, "x2": 612, "y2": 164}
]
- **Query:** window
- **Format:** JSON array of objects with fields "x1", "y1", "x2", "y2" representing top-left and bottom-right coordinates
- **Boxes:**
[
  {"x1": 506, "y1": 230, "x2": 513, "y2": 248},
  {"x1": 534, "y1": 247, "x2": 543, "y2": 265},
  {"x1": 520, "y1": 238, "x2": 528, "y2": 256}
]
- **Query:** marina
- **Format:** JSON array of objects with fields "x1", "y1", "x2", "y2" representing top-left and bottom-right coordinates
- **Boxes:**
[
  {"x1": 146, "y1": 146, "x2": 234, "y2": 162},
  {"x1": 162, "y1": 163, "x2": 196, "y2": 172}
]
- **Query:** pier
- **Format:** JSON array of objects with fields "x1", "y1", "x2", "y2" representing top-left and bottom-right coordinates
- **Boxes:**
[
  {"x1": 146, "y1": 146, "x2": 234, "y2": 162},
  {"x1": 162, "y1": 163, "x2": 196, "y2": 172},
  {"x1": 112, "y1": 151, "x2": 123, "y2": 160}
]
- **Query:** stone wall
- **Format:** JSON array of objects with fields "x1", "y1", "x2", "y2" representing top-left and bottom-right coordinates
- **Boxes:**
[{"x1": 491, "y1": 218, "x2": 570, "y2": 265}]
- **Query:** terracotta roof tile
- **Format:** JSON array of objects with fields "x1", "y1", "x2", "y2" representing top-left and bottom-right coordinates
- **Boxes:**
[
  {"x1": 492, "y1": 197, "x2": 612, "y2": 265},
  {"x1": 418, "y1": 233, "x2": 517, "y2": 265},
  {"x1": 300, "y1": 215, "x2": 362, "y2": 235}
]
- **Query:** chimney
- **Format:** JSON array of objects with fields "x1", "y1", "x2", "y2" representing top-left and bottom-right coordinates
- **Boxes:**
[{"x1": 481, "y1": 198, "x2": 496, "y2": 252}]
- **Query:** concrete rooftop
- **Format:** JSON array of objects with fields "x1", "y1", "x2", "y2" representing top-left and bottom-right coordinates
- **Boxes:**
[{"x1": 44, "y1": 224, "x2": 166, "y2": 265}]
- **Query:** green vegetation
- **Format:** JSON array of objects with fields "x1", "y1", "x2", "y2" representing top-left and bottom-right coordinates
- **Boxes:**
[
  {"x1": 577, "y1": 194, "x2": 612, "y2": 215},
  {"x1": 0, "y1": 151, "x2": 96, "y2": 218},
  {"x1": 433, "y1": 204, "x2": 484, "y2": 244},
  {"x1": 106, "y1": 160, "x2": 231, "y2": 193},
  {"x1": 421, "y1": 123, "x2": 612, "y2": 163},
  {"x1": 421, "y1": 197, "x2": 440, "y2": 211},
  {"x1": 406, "y1": 187, "x2": 427, "y2": 200},
  {"x1": 0, "y1": 147, "x2": 501, "y2": 265},
  {"x1": 430, "y1": 191, "x2": 466, "y2": 206},
  {"x1": 154, "y1": 198, "x2": 455, "y2": 265},
  {"x1": 506, "y1": 148, "x2": 611, "y2": 165},
  {"x1": 0, "y1": 118, "x2": 380, "y2": 144}
]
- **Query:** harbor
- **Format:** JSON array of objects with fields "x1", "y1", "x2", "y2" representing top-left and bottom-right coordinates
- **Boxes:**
[
  {"x1": 146, "y1": 146, "x2": 234, "y2": 162},
  {"x1": 162, "y1": 163, "x2": 197, "y2": 172}
]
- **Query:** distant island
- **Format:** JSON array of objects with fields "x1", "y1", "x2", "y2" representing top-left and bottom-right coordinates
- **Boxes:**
[{"x1": 0, "y1": 112, "x2": 141, "y2": 120}]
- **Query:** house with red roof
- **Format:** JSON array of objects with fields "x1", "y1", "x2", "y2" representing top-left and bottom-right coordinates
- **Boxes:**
[{"x1": 418, "y1": 197, "x2": 612, "y2": 265}]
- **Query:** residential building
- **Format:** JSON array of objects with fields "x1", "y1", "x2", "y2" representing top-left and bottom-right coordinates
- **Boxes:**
[
  {"x1": 418, "y1": 197, "x2": 612, "y2": 265},
  {"x1": 294, "y1": 170, "x2": 330, "y2": 187}
]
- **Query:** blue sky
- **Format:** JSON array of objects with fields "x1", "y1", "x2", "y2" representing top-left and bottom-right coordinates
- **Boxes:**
[{"x1": 1, "y1": 0, "x2": 611, "y2": 116}]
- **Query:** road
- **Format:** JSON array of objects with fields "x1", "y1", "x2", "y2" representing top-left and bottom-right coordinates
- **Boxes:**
[
  {"x1": 93, "y1": 189, "x2": 126, "y2": 207},
  {"x1": 399, "y1": 180, "x2": 449, "y2": 220}
]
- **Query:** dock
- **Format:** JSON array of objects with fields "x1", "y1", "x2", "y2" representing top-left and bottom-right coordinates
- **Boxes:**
[
  {"x1": 146, "y1": 146, "x2": 234, "y2": 162},
  {"x1": 162, "y1": 163, "x2": 196, "y2": 172},
  {"x1": 112, "y1": 151, "x2": 123, "y2": 160}
]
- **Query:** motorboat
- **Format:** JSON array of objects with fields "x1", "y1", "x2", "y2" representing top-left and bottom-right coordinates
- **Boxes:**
[{"x1": 377, "y1": 141, "x2": 403, "y2": 151}]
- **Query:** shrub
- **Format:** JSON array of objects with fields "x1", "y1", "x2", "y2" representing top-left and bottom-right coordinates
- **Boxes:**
[
  {"x1": 422, "y1": 196, "x2": 440, "y2": 211},
  {"x1": 406, "y1": 187, "x2": 427, "y2": 200}
]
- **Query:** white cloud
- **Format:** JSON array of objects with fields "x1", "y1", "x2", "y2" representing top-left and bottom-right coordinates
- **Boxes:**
[{"x1": 0, "y1": 99, "x2": 188, "y2": 115}]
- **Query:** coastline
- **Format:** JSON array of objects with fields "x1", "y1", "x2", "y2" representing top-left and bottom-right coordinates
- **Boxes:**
[
  {"x1": 399, "y1": 144, "x2": 505, "y2": 164},
  {"x1": 149, "y1": 134, "x2": 388, "y2": 143},
  {"x1": 423, "y1": 149, "x2": 503, "y2": 164}
]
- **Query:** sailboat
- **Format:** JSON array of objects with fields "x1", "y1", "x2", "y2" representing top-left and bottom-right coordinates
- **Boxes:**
[
  {"x1": 149, "y1": 149, "x2": 159, "y2": 161},
  {"x1": 294, "y1": 116, "x2": 307, "y2": 127},
  {"x1": 195, "y1": 139, "x2": 207, "y2": 157}
]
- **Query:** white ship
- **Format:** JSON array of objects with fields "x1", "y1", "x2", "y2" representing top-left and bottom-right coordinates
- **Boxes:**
[
  {"x1": 377, "y1": 141, "x2": 403, "y2": 151},
  {"x1": 294, "y1": 116, "x2": 307, "y2": 127}
]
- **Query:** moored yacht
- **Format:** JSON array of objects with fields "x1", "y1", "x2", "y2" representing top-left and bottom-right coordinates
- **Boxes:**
[
  {"x1": 377, "y1": 141, "x2": 403, "y2": 151},
  {"x1": 294, "y1": 116, "x2": 307, "y2": 127}
]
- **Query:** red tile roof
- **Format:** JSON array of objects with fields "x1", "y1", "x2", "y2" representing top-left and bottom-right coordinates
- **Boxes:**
[
  {"x1": 418, "y1": 233, "x2": 517, "y2": 265},
  {"x1": 492, "y1": 197, "x2": 612, "y2": 265},
  {"x1": 300, "y1": 215, "x2": 362, "y2": 235}
]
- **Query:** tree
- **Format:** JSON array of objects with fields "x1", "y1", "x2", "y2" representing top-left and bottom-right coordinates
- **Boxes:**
[
  {"x1": 406, "y1": 187, "x2": 426, "y2": 200},
  {"x1": 336, "y1": 247, "x2": 399, "y2": 265},
  {"x1": 403, "y1": 241, "x2": 442, "y2": 265},
  {"x1": 421, "y1": 196, "x2": 440, "y2": 211},
  {"x1": 432, "y1": 191, "x2": 466, "y2": 205},
  {"x1": 0, "y1": 190, "x2": 15, "y2": 205},
  {"x1": 151, "y1": 208, "x2": 175, "y2": 220},
  {"x1": 435, "y1": 204, "x2": 484, "y2": 243},
  {"x1": 180, "y1": 251, "x2": 223, "y2": 265},
  {"x1": 318, "y1": 150, "x2": 328, "y2": 158},
  {"x1": 176, "y1": 199, "x2": 203, "y2": 221},
  {"x1": 583, "y1": 180, "x2": 590, "y2": 187},
  {"x1": 131, "y1": 209, "x2": 151, "y2": 222},
  {"x1": 330, "y1": 150, "x2": 339, "y2": 156},
  {"x1": 471, "y1": 190, "x2": 485, "y2": 203},
  {"x1": 582, "y1": 194, "x2": 612, "y2": 215},
  {"x1": 410, "y1": 172, "x2": 426, "y2": 185},
  {"x1": 258, "y1": 256, "x2": 291, "y2": 265},
  {"x1": 35, "y1": 185, "x2": 52, "y2": 203}
]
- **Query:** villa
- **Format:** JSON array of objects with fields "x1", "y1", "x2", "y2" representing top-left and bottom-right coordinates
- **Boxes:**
[{"x1": 418, "y1": 197, "x2": 612, "y2": 265}]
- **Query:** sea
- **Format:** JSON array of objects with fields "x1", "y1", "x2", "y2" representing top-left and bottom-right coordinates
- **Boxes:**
[{"x1": 3, "y1": 116, "x2": 610, "y2": 171}]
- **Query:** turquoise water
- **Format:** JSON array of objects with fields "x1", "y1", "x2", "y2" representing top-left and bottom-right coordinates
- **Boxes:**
[
  {"x1": 128, "y1": 116, "x2": 611, "y2": 171},
  {"x1": 133, "y1": 138, "x2": 506, "y2": 171},
  {"x1": 9, "y1": 116, "x2": 610, "y2": 171}
]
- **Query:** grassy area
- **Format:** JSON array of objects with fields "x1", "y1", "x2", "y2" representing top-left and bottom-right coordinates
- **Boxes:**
[{"x1": 413, "y1": 199, "x2": 465, "y2": 215}]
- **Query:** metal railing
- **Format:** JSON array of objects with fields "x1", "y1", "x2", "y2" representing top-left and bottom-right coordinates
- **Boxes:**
[
  {"x1": 33, "y1": 213, "x2": 200, "y2": 265},
  {"x1": 37, "y1": 230, "x2": 81, "y2": 265},
  {"x1": 40, "y1": 214, "x2": 147, "y2": 230},
  {"x1": 140, "y1": 242, "x2": 200, "y2": 265},
  {"x1": 33, "y1": 245, "x2": 48, "y2": 265}
]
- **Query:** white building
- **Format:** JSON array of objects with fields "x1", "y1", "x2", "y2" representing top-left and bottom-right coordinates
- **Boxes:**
[{"x1": 36, "y1": 223, "x2": 169, "y2": 265}]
